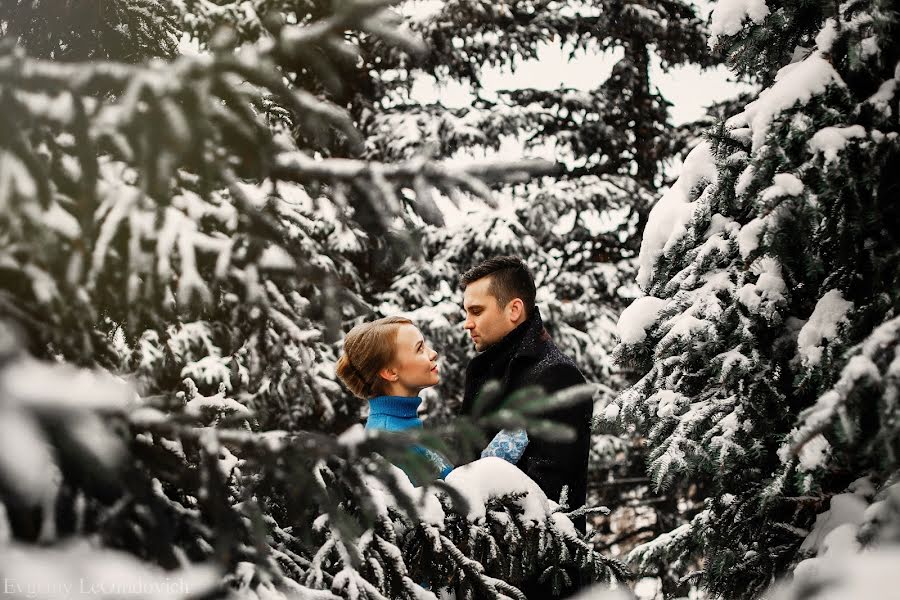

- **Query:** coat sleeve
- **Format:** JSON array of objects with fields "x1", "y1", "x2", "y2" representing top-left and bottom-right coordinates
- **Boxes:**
[{"x1": 520, "y1": 363, "x2": 590, "y2": 505}]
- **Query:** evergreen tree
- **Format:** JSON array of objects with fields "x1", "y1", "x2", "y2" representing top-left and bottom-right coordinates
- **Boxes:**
[
  {"x1": 0, "y1": 1, "x2": 628, "y2": 598},
  {"x1": 363, "y1": 5, "x2": 720, "y2": 592},
  {"x1": 0, "y1": 0, "x2": 180, "y2": 60},
  {"x1": 361, "y1": 0, "x2": 713, "y2": 395},
  {"x1": 608, "y1": 0, "x2": 900, "y2": 597}
]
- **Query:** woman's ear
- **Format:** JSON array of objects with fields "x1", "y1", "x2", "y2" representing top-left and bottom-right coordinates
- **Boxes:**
[{"x1": 378, "y1": 366, "x2": 398, "y2": 383}]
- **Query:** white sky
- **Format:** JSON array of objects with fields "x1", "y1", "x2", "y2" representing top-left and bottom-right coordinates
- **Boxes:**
[{"x1": 405, "y1": 0, "x2": 756, "y2": 125}]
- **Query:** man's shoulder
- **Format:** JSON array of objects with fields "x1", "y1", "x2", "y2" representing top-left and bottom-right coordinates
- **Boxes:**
[{"x1": 519, "y1": 337, "x2": 585, "y2": 386}]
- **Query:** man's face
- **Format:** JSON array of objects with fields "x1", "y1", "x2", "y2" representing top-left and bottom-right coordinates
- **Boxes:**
[{"x1": 462, "y1": 277, "x2": 518, "y2": 352}]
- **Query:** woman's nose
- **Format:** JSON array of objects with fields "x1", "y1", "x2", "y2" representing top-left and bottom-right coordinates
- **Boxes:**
[{"x1": 429, "y1": 348, "x2": 438, "y2": 360}]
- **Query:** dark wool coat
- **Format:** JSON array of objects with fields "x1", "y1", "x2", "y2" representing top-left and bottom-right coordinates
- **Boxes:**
[{"x1": 462, "y1": 309, "x2": 591, "y2": 533}]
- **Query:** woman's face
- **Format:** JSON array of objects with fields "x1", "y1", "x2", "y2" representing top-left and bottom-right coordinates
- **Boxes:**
[{"x1": 386, "y1": 324, "x2": 439, "y2": 394}]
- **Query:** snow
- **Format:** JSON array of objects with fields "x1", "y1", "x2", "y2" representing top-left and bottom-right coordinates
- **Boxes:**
[
  {"x1": 818, "y1": 522, "x2": 861, "y2": 556},
  {"x1": 735, "y1": 164, "x2": 755, "y2": 195},
  {"x1": 760, "y1": 173, "x2": 804, "y2": 201},
  {"x1": 1, "y1": 358, "x2": 133, "y2": 412},
  {"x1": 797, "y1": 434, "x2": 831, "y2": 471},
  {"x1": 799, "y1": 491, "x2": 868, "y2": 553},
  {"x1": 603, "y1": 402, "x2": 620, "y2": 420},
  {"x1": 41, "y1": 201, "x2": 81, "y2": 239},
  {"x1": 445, "y1": 457, "x2": 549, "y2": 523},
  {"x1": 217, "y1": 446, "x2": 239, "y2": 478},
  {"x1": 785, "y1": 352, "x2": 881, "y2": 459},
  {"x1": 717, "y1": 408, "x2": 741, "y2": 437},
  {"x1": 409, "y1": 584, "x2": 439, "y2": 600},
  {"x1": 756, "y1": 268, "x2": 787, "y2": 298},
  {"x1": 364, "y1": 465, "x2": 445, "y2": 527},
  {"x1": 571, "y1": 585, "x2": 644, "y2": 600},
  {"x1": 860, "y1": 35, "x2": 879, "y2": 58},
  {"x1": 180, "y1": 356, "x2": 232, "y2": 390},
  {"x1": 551, "y1": 512, "x2": 579, "y2": 538},
  {"x1": 15, "y1": 91, "x2": 75, "y2": 124},
  {"x1": 258, "y1": 245, "x2": 296, "y2": 270},
  {"x1": 867, "y1": 75, "x2": 898, "y2": 116},
  {"x1": 708, "y1": 0, "x2": 769, "y2": 48},
  {"x1": 789, "y1": 479, "x2": 891, "y2": 594},
  {"x1": 0, "y1": 408, "x2": 57, "y2": 504},
  {"x1": 23, "y1": 264, "x2": 59, "y2": 304},
  {"x1": 797, "y1": 289, "x2": 854, "y2": 366},
  {"x1": 727, "y1": 53, "x2": 845, "y2": 153},
  {"x1": 737, "y1": 217, "x2": 765, "y2": 258},
  {"x1": 652, "y1": 390, "x2": 686, "y2": 419},
  {"x1": 130, "y1": 407, "x2": 167, "y2": 426},
  {"x1": 738, "y1": 259, "x2": 786, "y2": 313},
  {"x1": 719, "y1": 349, "x2": 750, "y2": 380},
  {"x1": 808, "y1": 125, "x2": 867, "y2": 164},
  {"x1": 616, "y1": 296, "x2": 667, "y2": 344},
  {"x1": 860, "y1": 315, "x2": 900, "y2": 357},
  {"x1": 658, "y1": 314, "x2": 712, "y2": 347},
  {"x1": 337, "y1": 423, "x2": 367, "y2": 449},
  {"x1": 184, "y1": 389, "x2": 252, "y2": 417},
  {"x1": 815, "y1": 19, "x2": 839, "y2": 53},
  {"x1": 552, "y1": 210, "x2": 577, "y2": 236},
  {"x1": 637, "y1": 142, "x2": 717, "y2": 289},
  {"x1": 789, "y1": 548, "x2": 900, "y2": 600}
]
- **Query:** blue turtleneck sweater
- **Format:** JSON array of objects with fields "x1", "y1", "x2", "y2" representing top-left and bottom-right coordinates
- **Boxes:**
[{"x1": 366, "y1": 395, "x2": 453, "y2": 481}]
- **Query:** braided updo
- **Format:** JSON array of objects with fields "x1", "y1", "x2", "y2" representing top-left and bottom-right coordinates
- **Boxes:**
[{"x1": 335, "y1": 316, "x2": 413, "y2": 399}]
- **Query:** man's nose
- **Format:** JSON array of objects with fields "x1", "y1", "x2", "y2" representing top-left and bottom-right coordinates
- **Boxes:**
[{"x1": 463, "y1": 317, "x2": 474, "y2": 330}]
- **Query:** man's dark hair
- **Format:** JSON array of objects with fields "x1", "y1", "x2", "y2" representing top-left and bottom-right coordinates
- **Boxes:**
[{"x1": 459, "y1": 256, "x2": 536, "y2": 315}]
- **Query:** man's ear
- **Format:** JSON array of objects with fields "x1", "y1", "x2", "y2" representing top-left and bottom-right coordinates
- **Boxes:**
[
  {"x1": 507, "y1": 298, "x2": 525, "y2": 324},
  {"x1": 378, "y1": 366, "x2": 398, "y2": 383}
]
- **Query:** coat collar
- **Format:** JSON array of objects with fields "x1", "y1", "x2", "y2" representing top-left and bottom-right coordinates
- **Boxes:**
[{"x1": 475, "y1": 307, "x2": 548, "y2": 364}]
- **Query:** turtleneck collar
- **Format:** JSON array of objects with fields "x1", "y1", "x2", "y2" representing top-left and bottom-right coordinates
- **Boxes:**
[{"x1": 368, "y1": 395, "x2": 422, "y2": 418}]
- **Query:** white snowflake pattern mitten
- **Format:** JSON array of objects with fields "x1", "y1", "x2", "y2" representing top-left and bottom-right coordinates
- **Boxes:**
[{"x1": 480, "y1": 429, "x2": 529, "y2": 464}]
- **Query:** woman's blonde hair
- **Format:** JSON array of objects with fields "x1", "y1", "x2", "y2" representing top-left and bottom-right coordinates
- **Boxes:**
[{"x1": 336, "y1": 316, "x2": 413, "y2": 399}]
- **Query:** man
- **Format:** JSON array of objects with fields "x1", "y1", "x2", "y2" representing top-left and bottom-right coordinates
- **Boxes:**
[{"x1": 460, "y1": 256, "x2": 592, "y2": 533}]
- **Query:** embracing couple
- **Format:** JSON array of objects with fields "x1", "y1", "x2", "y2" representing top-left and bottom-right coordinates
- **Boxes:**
[{"x1": 336, "y1": 256, "x2": 591, "y2": 533}]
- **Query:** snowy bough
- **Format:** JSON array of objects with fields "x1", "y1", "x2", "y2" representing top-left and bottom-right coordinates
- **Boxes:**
[
  {"x1": 606, "y1": 0, "x2": 900, "y2": 597},
  {"x1": 0, "y1": 1, "x2": 627, "y2": 598},
  {"x1": 0, "y1": 327, "x2": 627, "y2": 599}
]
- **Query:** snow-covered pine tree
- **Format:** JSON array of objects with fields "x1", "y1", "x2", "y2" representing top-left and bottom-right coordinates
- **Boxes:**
[
  {"x1": 609, "y1": 0, "x2": 900, "y2": 596},
  {"x1": 0, "y1": 318, "x2": 630, "y2": 598},
  {"x1": 1, "y1": 0, "x2": 560, "y2": 433},
  {"x1": 1, "y1": 1, "x2": 629, "y2": 598},
  {"x1": 363, "y1": 2, "x2": 718, "y2": 583},
  {"x1": 365, "y1": 0, "x2": 712, "y2": 402},
  {"x1": 0, "y1": 0, "x2": 180, "y2": 61}
]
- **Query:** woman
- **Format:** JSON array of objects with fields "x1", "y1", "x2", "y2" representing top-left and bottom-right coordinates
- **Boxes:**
[{"x1": 336, "y1": 316, "x2": 453, "y2": 483}]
